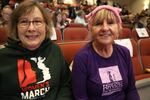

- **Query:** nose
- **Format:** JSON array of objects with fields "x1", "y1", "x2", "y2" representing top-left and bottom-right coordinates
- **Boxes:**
[
  {"x1": 27, "y1": 22, "x2": 36, "y2": 31},
  {"x1": 100, "y1": 22, "x2": 109, "y2": 31}
]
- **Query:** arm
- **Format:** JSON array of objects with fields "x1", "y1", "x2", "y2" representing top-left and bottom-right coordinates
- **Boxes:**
[
  {"x1": 72, "y1": 54, "x2": 89, "y2": 100},
  {"x1": 56, "y1": 51, "x2": 73, "y2": 100},
  {"x1": 125, "y1": 51, "x2": 140, "y2": 100}
]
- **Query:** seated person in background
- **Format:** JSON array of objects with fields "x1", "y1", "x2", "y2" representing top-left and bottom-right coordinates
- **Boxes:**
[
  {"x1": 74, "y1": 10, "x2": 87, "y2": 26},
  {"x1": 133, "y1": 14, "x2": 149, "y2": 28},
  {"x1": 61, "y1": 11, "x2": 72, "y2": 27},
  {"x1": 0, "y1": 5, "x2": 13, "y2": 28},
  {"x1": 0, "y1": 0, "x2": 73, "y2": 99},
  {"x1": 52, "y1": 10, "x2": 63, "y2": 29},
  {"x1": 52, "y1": 10, "x2": 68, "y2": 30},
  {"x1": 121, "y1": 14, "x2": 134, "y2": 29},
  {"x1": 147, "y1": 17, "x2": 150, "y2": 29},
  {"x1": 72, "y1": 5, "x2": 140, "y2": 100}
]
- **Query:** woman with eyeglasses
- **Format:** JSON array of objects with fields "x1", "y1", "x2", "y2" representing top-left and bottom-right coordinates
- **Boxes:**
[{"x1": 0, "y1": 0, "x2": 73, "y2": 100}]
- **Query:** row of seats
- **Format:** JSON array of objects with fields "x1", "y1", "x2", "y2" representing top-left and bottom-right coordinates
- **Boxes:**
[
  {"x1": 55, "y1": 27, "x2": 89, "y2": 42},
  {"x1": 136, "y1": 38, "x2": 150, "y2": 100},
  {"x1": 55, "y1": 25, "x2": 150, "y2": 43},
  {"x1": 55, "y1": 23, "x2": 87, "y2": 43},
  {"x1": 67, "y1": 23, "x2": 86, "y2": 28},
  {"x1": 58, "y1": 39, "x2": 150, "y2": 81},
  {"x1": 0, "y1": 26, "x2": 88, "y2": 44},
  {"x1": 58, "y1": 38, "x2": 150, "y2": 100},
  {"x1": 1, "y1": 24, "x2": 150, "y2": 44},
  {"x1": 119, "y1": 27, "x2": 150, "y2": 41},
  {"x1": 0, "y1": 27, "x2": 88, "y2": 44}
]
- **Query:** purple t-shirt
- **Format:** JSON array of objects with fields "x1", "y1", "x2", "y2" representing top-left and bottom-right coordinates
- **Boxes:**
[{"x1": 72, "y1": 42, "x2": 140, "y2": 100}]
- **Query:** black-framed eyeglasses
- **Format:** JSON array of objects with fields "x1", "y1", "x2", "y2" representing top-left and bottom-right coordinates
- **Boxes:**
[{"x1": 18, "y1": 19, "x2": 45, "y2": 28}]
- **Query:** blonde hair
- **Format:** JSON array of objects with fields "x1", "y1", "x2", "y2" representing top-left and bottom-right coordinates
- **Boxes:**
[
  {"x1": 89, "y1": 9, "x2": 122, "y2": 38},
  {"x1": 90, "y1": 9, "x2": 122, "y2": 32},
  {"x1": 91, "y1": 9, "x2": 119, "y2": 24}
]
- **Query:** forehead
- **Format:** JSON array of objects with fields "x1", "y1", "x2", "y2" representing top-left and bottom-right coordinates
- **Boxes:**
[
  {"x1": 20, "y1": 7, "x2": 43, "y2": 19},
  {"x1": 91, "y1": 9, "x2": 118, "y2": 23},
  {"x1": 2, "y1": 7, "x2": 13, "y2": 13}
]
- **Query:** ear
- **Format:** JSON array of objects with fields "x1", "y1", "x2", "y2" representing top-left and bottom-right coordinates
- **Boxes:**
[
  {"x1": 87, "y1": 23, "x2": 92, "y2": 31},
  {"x1": 118, "y1": 24, "x2": 123, "y2": 32},
  {"x1": 117, "y1": 24, "x2": 123, "y2": 39},
  {"x1": 86, "y1": 23, "x2": 93, "y2": 41}
]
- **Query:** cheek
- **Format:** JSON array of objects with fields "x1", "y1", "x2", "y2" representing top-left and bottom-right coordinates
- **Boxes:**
[
  {"x1": 90, "y1": 28, "x2": 99, "y2": 40},
  {"x1": 110, "y1": 26, "x2": 120, "y2": 37},
  {"x1": 40, "y1": 26, "x2": 47, "y2": 38},
  {"x1": 91, "y1": 27, "x2": 100, "y2": 36},
  {"x1": 17, "y1": 26, "x2": 27, "y2": 35},
  {"x1": 91, "y1": 27, "x2": 100, "y2": 35},
  {"x1": 43, "y1": 25, "x2": 47, "y2": 34},
  {"x1": 17, "y1": 27, "x2": 23, "y2": 39}
]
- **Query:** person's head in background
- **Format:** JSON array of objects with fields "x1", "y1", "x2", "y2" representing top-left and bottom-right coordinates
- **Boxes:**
[
  {"x1": 8, "y1": 0, "x2": 15, "y2": 8},
  {"x1": 9, "y1": 0, "x2": 52, "y2": 50},
  {"x1": 52, "y1": 10, "x2": 63, "y2": 28},
  {"x1": 61, "y1": 11, "x2": 71, "y2": 25},
  {"x1": 77, "y1": 10, "x2": 86, "y2": 19},
  {"x1": 86, "y1": 5, "x2": 122, "y2": 46},
  {"x1": 56, "y1": 11, "x2": 62, "y2": 23},
  {"x1": 138, "y1": 14, "x2": 149, "y2": 28},
  {"x1": 61, "y1": 11, "x2": 69, "y2": 21},
  {"x1": 147, "y1": 17, "x2": 150, "y2": 29},
  {"x1": 1, "y1": 5, "x2": 13, "y2": 27}
]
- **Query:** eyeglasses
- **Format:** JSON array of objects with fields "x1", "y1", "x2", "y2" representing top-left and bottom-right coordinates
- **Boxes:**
[
  {"x1": 18, "y1": 19, "x2": 45, "y2": 28},
  {"x1": 2, "y1": 12, "x2": 12, "y2": 16}
]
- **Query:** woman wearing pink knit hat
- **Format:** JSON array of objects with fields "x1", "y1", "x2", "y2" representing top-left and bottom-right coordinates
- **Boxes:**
[{"x1": 72, "y1": 5, "x2": 140, "y2": 100}]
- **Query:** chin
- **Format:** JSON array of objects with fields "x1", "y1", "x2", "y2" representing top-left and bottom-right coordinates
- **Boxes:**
[
  {"x1": 98, "y1": 40, "x2": 112, "y2": 45},
  {"x1": 27, "y1": 43, "x2": 41, "y2": 50},
  {"x1": 27, "y1": 45, "x2": 39, "y2": 50}
]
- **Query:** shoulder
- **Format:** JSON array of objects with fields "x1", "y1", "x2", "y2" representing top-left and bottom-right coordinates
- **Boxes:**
[
  {"x1": 115, "y1": 44, "x2": 130, "y2": 54},
  {"x1": 0, "y1": 45, "x2": 10, "y2": 58},
  {"x1": 114, "y1": 44, "x2": 131, "y2": 59},
  {"x1": 74, "y1": 42, "x2": 93, "y2": 59},
  {"x1": 50, "y1": 42, "x2": 62, "y2": 53}
]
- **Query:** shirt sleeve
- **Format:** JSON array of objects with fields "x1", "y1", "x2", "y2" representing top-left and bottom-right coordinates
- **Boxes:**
[
  {"x1": 56, "y1": 49, "x2": 73, "y2": 100},
  {"x1": 125, "y1": 50, "x2": 140, "y2": 100},
  {"x1": 72, "y1": 54, "x2": 90, "y2": 100}
]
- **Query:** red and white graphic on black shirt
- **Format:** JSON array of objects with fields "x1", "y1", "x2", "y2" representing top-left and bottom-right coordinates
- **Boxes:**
[
  {"x1": 17, "y1": 57, "x2": 51, "y2": 99},
  {"x1": 18, "y1": 59, "x2": 37, "y2": 87}
]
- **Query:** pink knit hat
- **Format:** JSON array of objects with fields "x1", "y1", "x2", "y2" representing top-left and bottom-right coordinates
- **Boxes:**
[{"x1": 85, "y1": 5, "x2": 122, "y2": 23}]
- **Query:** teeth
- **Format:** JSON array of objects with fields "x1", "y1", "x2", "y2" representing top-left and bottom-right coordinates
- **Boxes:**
[
  {"x1": 26, "y1": 35, "x2": 38, "y2": 40},
  {"x1": 103, "y1": 32, "x2": 111, "y2": 35},
  {"x1": 104, "y1": 34, "x2": 110, "y2": 36},
  {"x1": 99, "y1": 32, "x2": 111, "y2": 36},
  {"x1": 99, "y1": 34, "x2": 110, "y2": 36}
]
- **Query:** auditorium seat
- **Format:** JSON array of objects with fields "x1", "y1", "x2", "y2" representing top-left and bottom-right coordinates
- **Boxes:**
[
  {"x1": 63, "y1": 27, "x2": 88, "y2": 42},
  {"x1": 118, "y1": 27, "x2": 133, "y2": 39},
  {"x1": 115, "y1": 38, "x2": 150, "y2": 100},
  {"x1": 130, "y1": 39, "x2": 150, "y2": 80},
  {"x1": 58, "y1": 41, "x2": 88, "y2": 65},
  {"x1": 115, "y1": 38, "x2": 150, "y2": 80},
  {"x1": 132, "y1": 28, "x2": 150, "y2": 42},
  {"x1": 135, "y1": 38, "x2": 150, "y2": 100},
  {"x1": 68, "y1": 23, "x2": 85, "y2": 28},
  {"x1": 55, "y1": 28, "x2": 62, "y2": 43},
  {"x1": 138, "y1": 38, "x2": 150, "y2": 72}
]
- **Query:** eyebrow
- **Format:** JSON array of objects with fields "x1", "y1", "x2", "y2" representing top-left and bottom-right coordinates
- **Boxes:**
[{"x1": 19, "y1": 17, "x2": 44, "y2": 20}]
